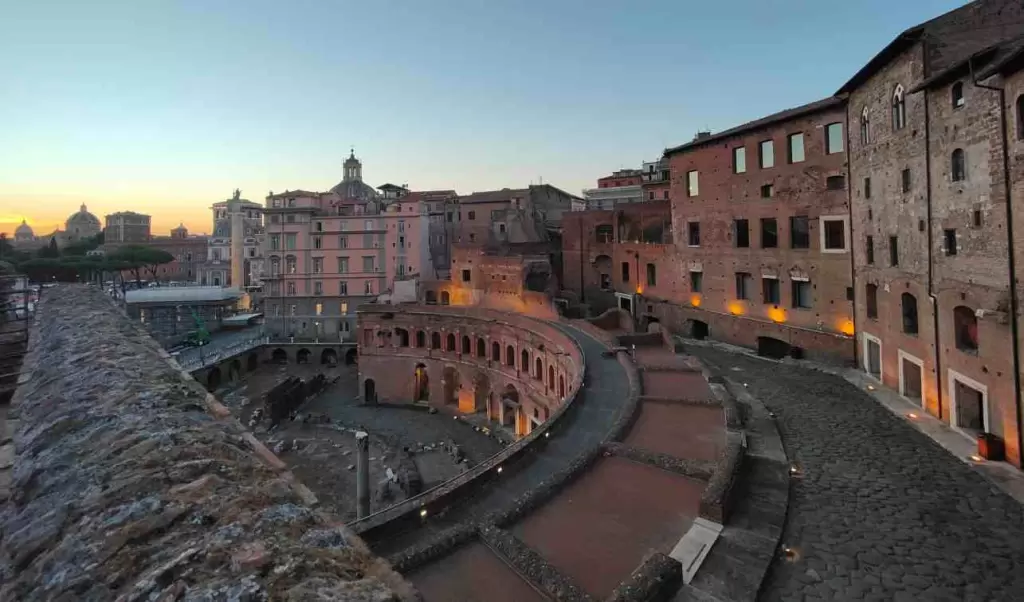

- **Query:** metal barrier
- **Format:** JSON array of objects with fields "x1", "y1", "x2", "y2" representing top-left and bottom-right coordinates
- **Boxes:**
[{"x1": 175, "y1": 336, "x2": 269, "y2": 372}]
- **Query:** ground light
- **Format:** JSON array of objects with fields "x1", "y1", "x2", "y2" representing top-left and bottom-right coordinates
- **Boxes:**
[
  {"x1": 907, "y1": 412, "x2": 919, "y2": 420},
  {"x1": 867, "y1": 385, "x2": 876, "y2": 391},
  {"x1": 782, "y1": 545, "x2": 800, "y2": 562},
  {"x1": 970, "y1": 454, "x2": 985, "y2": 463},
  {"x1": 419, "y1": 508, "x2": 428, "y2": 518},
  {"x1": 496, "y1": 466, "x2": 503, "y2": 474}
]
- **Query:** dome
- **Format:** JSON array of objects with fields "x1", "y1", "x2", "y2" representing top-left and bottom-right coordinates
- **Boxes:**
[
  {"x1": 66, "y1": 204, "x2": 101, "y2": 235},
  {"x1": 330, "y1": 150, "x2": 377, "y2": 201},
  {"x1": 14, "y1": 219, "x2": 33, "y2": 237}
]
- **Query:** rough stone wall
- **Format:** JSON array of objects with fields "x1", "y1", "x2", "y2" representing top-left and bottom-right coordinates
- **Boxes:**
[
  {"x1": 0, "y1": 285, "x2": 411, "y2": 601},
  {"x1": 666, "y1": 101, "x2": 854, "y2": 358},
  {"x1": 357, "y1": 305, "x2": 583, "y2": 434},
  {"x1": 1006, "y1": 68, "x2": 1024, "y2": 467}
]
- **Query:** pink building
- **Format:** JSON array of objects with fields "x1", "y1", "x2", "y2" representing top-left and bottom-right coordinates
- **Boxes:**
[{"x1": 260, "y1": 152, "x2": 435, "y2": 341}]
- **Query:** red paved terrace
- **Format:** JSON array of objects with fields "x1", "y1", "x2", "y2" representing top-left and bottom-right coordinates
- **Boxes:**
[
  {"x1": 408, "y1": 542, "x2": 545, "y2": 602},
  {"x1": 642, "y1": 369, "x2": 716, "y2": 401},
  {"x1": 512, "y1": 456, "x2": 704, "y2": 597},
  {"x1": 625, "y1": 401, "x2": 725, "y2": 462}
]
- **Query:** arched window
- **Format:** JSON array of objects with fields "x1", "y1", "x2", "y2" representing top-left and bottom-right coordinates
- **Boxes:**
[
  {"x1": 535, "y1": 357, "x2": 543, "y2": 381},
  {"x1": 548, "y1": 365, "x2": 555, "y2": 389},
  {"x1": 866, "y1": 283, "x2": 878, "y2": 319},
  {"x1": 440, "y1": 291, "x2": 450, "y2": 305},
  {"x1": 269, "y1": 255, "x2": 281, "y2": 276},
  {"x1": 901, "y1": 293, "x2": 918, "y2": 334},
  {"x1": 521, "y1": 349, "x2": 530, "y2": 372},
  {"x1": 396, "y1": 328, "x2": 409, "y2": 347},
  {"x1": 559, "y1": 374, "x2": 566, "y2": 398},
  {"x1": 505, "y1": 345, "x2": 515, "y2": 366},
  {"x1": 446, "y1": 333, "x2": 456, "y2": 351},
  {"x1": 892, "y1": 85, "x2": 906, "y2": 131},
  {"x1": 491, "y1": 341, "x2": 501, "y2": 361},
  {"x1": 951, "y1": 148, "x2": 966, "y2": 182},
  {"x1": 954, "y1": 306, "x2": 979, "y2": 352},
  {"x1": 477, "y1": 337, "x2": 486, "y2": 358},
  {"x1": 285, "y1": 255, "x2": 297, "y2": 274},
  {"x1": 860, "y1": 106, "x2": 870, "y2": 144},
  {"x1": 951, "y1": 82, "x2": 964, "y2": 109},
  {"x1": 431, "y1": 332, "x2": 442, "y2": 349},
  {"x1": 461, "y1": 335, "x2": 471, "y2": 354},
  {"x1": 425, "y1": 290, "x2": 437, "y2": 305},
  {"x1": 415, "y1": 330, "x2": 426, "y2": 348}
]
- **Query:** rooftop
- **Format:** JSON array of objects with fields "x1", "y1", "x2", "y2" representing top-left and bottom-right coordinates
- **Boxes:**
[{"x1": 125, "y1": 286, "x2": 243, "y2": 304}]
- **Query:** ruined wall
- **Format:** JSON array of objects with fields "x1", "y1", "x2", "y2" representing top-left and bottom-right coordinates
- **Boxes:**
[{"x1": 0, "y1": 285, "x2": 411, "y2": 601}]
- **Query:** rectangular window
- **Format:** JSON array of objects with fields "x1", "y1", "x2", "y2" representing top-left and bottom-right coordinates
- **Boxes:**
[
  {"x1": 973, "y1": 210, "x2": 983, "y2": 227},
  {"x1": 889, "y1": 236, "x2": 899, "y2": 266},
  {"x1": 762, "y1": 277, "x2": 780, "y2": 304},
  {"x1": 314, "y1": 281, "x2": 322, "y2": 295},
  {"x1": 901, "y1": 168, "x2": 911, "y2": 193},
  {"x1": 864, "y1": 177, "x2": 871, "y2": 199},
  {"x1": 735, "y1": 272, "x2": 751, "y2": 300},
  {"x1": 364, "y1": 219, "x2": 375, "y2": 231},
  {"x1": 826, "y1": 175, "x2": 846, "y2": 190},
  {"x1": 688, "y1": 222, "x2": 700, "y2": 246},
  {"x1": 734, "y1": 219, "x2": 749, "y2": 247},
  {"x1": 690, "y1": 270, "x2": 702, "y2": 293},
  {"x1": 866, "y1": 284, "x2": 878, "y2": 319},
  {"x1": 312, "y1": 257, "x2": 323, "y2": 274},
  {"x1": 363, "y1": 233, "x2": 374, "y2": 248},
  {"x1": 270, "y1": 234, "x2": 280, "y2": 250},
  {"x1": 761, "y1": 218, "x2": 778, "y2": 248},
  {"x1": 339, "y1": 281, "x2": 348, "y2": 295},
  {"x1": 315, "y1": 221, "x2": 323, "y2": 232},
  {"x1": 647, "y1": 263, "x2": 657, "y2": 287},
  {"x1": 338, "y1": 257, "x2": 349, "y2": 273},
  {"x1": 462, "y1": 269, "x2": 471, "y2": 282},
  {"x1": 621, "y1": 261, "x2": 630, "y2": 283},
  {"x1": 468, "y1": 210, "x2": 476, "y2": 220},
  {"x1": 733, "y1": 147, "x2": 747, "y2": 173},
  {"x1": 944, "y1": 229, "x2": 958, "y2": 256},
  {"x1": 687, "y1": 170, "x2": 699, "y2": 197},
  {"x1": 826, "y1": 122, "x2": 844, "y2": 154},
  {"x1": 788, "y1": 133, "x2": 805, "y2": 163},
  {"x1": 790, "y1": 215, "x2": 810, "y2": 249},
  {"x1": 760, "y1": 140, "x2": 775, "y2": 168},
  {"x1": 364, "y1": 280, "x2": 373, "y2": 295},
  {"x1": 792, "y1": 280, "x2": 812, "y2": 308},
  {"x1": 866, "y1": 236, "x2": 874, "y2": 265},
  {"x1": 822, "y1": 217, "x2": 848, "y2": 252},
  {"x1": 285, "y1": 233, "x2": 296, "y2": 250},
  {"x1": 761, "y1": 184, "x2": 774, "y2": 198},
  {"x1": 339, "y1": 235, "x2": 348, "y2": 249}
]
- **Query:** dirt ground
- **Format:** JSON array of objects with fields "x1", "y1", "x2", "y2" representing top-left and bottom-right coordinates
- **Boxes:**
[{"x1": 219, "y1": 360, "x2": 504, "y2": 522}]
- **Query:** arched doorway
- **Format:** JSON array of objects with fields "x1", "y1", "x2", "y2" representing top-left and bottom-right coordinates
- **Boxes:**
[
  {"x1": 548, "y1": 365, "x2": 555, "y2": 390},
  {"x1": 207, "y1": 367, "x2": 222, "y2": 391},
  {"x1": 297, "y1": 348, "x2": 311, "y2": 364},
  {"x1": 500, "y1": 384, "x2": 519, "y2": 428},
  {"x1": 442, "y1": 366, "x2": 459, "y2": 405},
  {"x1": 364, "y1": 378, "x2": 376, "y2": 403},
  {"x1": 271, "y1": 348, "x2": 287, "y2": 364},
  {"x1": 414, "y1": 363, "x2": 430, "y2": 402},
  {"x1": 247, "y1": 353, "x2": 259, "y2": 371},
  {"x1": 689, "y1": 320, "x2": 709, "y2": 340},
  {"x1": 441, "y1": 291, "x2": 450, "y2": 305},
  {"x1": 446, "y1": 333, "x2": 456, "y2": 352},
  {"x1": 473, "y1": 372, "x2": 490, "y2": 413},
  {"x1": 425, "y1": 290, "x2": 438, "y2": 305},
  {"x1": 559, "y1": 374, "x2": 566, "y2": 398},
  {"x1": 321, "y1": 348, "x2": 338, "y2": 365},
  {"x1": 345, "y1": 348, "x2": 358, "y2": 365}
]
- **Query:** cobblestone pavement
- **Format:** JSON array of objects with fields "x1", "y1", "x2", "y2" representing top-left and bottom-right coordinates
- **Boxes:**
[{"x1": 688, "y1": 346, "x2": 1024, "y2": 602}]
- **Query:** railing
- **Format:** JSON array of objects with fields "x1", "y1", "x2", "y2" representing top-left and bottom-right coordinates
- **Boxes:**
[{"x1": 175, "y1": 335, "x2": 269, "y2": 372}]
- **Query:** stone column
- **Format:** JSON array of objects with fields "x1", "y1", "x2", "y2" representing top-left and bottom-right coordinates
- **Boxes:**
[{"x1": 355, "y1": 431, "x2": 370, "y2": 519}]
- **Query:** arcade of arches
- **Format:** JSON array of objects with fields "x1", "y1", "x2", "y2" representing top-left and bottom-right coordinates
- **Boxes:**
[{"x1": 357, "y1": 305, "x2": 583, "y2": 437}]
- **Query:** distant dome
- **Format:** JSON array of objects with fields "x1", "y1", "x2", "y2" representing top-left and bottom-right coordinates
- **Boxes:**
[
  {"x1": 213, "y1": 221, "x2": 232, "y2": 238},
  {"x1": 66, "y1": 204, "x2": 101, "y2": 235},
  {"x1": 330, "y1": 150, "x2": 377, "y2": 201},
  {"x1": 14, "y1": 219, "x2": 33, "y2": 239}
]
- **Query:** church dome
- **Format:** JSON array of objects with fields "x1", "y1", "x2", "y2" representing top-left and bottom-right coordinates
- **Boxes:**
[
  {"x1": 14, "y1": 220, "x2": 33, "y2": 239},
  {"x1": 66, "y1": 204, "x2": 101, "y2": 235},
  {"x1": 330, "y1": 150, "x2": 378, "y2": 201}
]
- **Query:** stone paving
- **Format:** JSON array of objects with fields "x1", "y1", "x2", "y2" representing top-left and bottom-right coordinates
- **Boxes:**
[{"x1": 687, "y1": 345, "x2": 1024, "y2": 602}]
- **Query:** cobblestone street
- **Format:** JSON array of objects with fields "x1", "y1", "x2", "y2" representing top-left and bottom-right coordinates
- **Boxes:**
[{"x1": 689, "y1": 346, "x2": 1024, "y2": 602}]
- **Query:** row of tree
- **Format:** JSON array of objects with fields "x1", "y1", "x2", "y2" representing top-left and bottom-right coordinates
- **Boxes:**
[{"x1": 0, "y1": 233, "x2": 174, "y2": 289}]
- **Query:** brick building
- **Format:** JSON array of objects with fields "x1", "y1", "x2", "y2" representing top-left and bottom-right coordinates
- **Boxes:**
[
  {"x1": 641, "y1": 158, "x2": 671, "y2": 203},
  {"x1": 841, "y1": 0, "x2": 1024, "y2": 466},
  {"x1": 104, "y1": 211, "x2": 151, "y2": 243},
  {"x1": 451, "y1": 185, "x2": 580, "y2": 248},
  {"x1": 583, "y1": 169, "x2": 643, "y2": 210}
]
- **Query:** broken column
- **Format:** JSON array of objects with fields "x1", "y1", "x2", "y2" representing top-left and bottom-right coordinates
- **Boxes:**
[{"x1": 355, "y1": 431, "x2": 370, "y2": 519}]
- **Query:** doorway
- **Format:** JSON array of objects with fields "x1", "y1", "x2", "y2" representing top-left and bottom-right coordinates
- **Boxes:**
[
  {"x1": 414, "y1": 364, "x2": 430, "y2": 402},
  {"x1": 898, "y1": 350, "x2": 924, "y2": 407},
  {"x1": 862, "y1": 333, "x2": 882, "y2": 381},
  {"x1": 364, "y1": 378, "x2": 376, "y2": 403},
  {"x1": 949, "y1": 370, "x2": 988, "y2": 439}
]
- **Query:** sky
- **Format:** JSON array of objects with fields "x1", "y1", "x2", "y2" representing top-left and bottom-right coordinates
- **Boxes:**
[{"x1": 0, "y1": 0, "x2": 969, "y2": 237}]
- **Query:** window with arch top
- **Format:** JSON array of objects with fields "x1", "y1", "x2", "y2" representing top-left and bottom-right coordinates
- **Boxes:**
[
  {"x1": 952, "y1": 82, "x2": 964, "y2": 109},
  {"x1": 892, "y1": 85, "x2": 906, "y2": 131},
  {"x1": 951, "y1": 148, "x2": 966, "y2": 182},
  {"x1": 860, "y1": 106, "x2": 870, "y2": 144}
]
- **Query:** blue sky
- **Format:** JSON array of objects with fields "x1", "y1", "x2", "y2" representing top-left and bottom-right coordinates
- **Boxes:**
[{"x1": 0, "y1": 0, "x2": 966, "y2": 234}]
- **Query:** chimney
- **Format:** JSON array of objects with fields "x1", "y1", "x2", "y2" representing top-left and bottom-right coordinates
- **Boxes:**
[{"x1": 693, "y1": 131, "x2": 712, "y2": 141}]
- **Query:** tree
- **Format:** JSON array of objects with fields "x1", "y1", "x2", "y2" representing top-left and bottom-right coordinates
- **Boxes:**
[
  {"x1": 37, "y1": 237, "x2": 60, "y2": 259},
  {"x1": 109, "y1": 245, "x2": 173, "y2": 287}
]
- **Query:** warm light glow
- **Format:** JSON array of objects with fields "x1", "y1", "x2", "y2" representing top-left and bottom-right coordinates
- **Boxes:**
[
  {"x1": 907, "y1": 412, "x2": 919, "y2": 420},
  {"x1": 496, "y1": 466, "x2": 503, "y2": 474},
  {"x1": 970, "y1": 454, "x2": 985, "y2": 463},
  {"x1": 727, "y1": 301, "x2": 745, "y2": 316},
  {"x1": 838, "y1": 319, "x2": 855, "y2": 336},
  {"x1": 867, "y1": 385, "x2": 876, "y2": 391},
  {"x1": 635, "y1": 286, "x2": 643, "y2": 294},
  {"x1": 690, "y1": 295, "x2": 701, "y2": 307},
  {"x1": 419, "y1": 508, "x2": 428, "y2": 518},
  {"x1": 767, "y1": 306, "x2": 787, "y2": 323},
  {"x1": 545, "y1": 432, "x2": 550, "y2": 438}
]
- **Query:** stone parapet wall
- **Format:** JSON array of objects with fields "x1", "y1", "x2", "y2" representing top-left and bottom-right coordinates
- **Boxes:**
[{"x1": 0, "y1": 285, "x2": 411, "y2": 601}]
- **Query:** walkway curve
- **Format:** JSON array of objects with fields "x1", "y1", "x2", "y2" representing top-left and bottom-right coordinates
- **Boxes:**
[{"x1": 366, "y1": 321, "x2": 630, "y2": 557}]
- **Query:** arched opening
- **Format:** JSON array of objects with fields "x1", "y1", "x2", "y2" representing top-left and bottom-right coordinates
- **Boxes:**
[
  {"x1": 247, "y1": 353, "x2": 259, "y2": 371},
  {"x1": 645, "y1": 317, "x2": 662, "y2": 333},
  {"x1": 491, "y1": 341, "x2": 501, "y2": 362},
  {"x1": 860, "y1": 105, "x2": 870, "y2": 144},
  {"x1": 414, "y1": 363, "x2": 430, "y2": 402},
  {"x1": 954, "y1": 306, "x2": 979, "y2": 353},
  {"x1": 505, "y1": 345, "x2": 515, "y2": 366},
  {"x1": 477, "y1": 337, "x2": 486, "y2": 358},
  {"x1": 442, "y1": 366, "x2": 459, "y2": 405},
  {"x1": 689, "y1": 320, "x2": 710, "y2": 340},
  {"x1": 548, "y1": 365, "x2": 555, "y2": 390},
  {"x1": 951, "y1": 81, "x2": 964, "y2": 108},
  {"x1": 473, "y1": 372, "x2": 490, "y2": 413},
  {"x1": 461, "y1": 335, "x2": 471, "y2": 354},
  {"x1": 441, "y1": 291, "x2": 450, "y2": 305},
  {"x1": 892, "y1": 84, "x2": 906, "y2": 130},
  {"x1": 207, "y1": 367, "x2": 222, "y2": 391},
  {"x1": 321, "y1": 348, "x2": 338, "y2": 365},
  {"x1": 396, "y1": 327, "x2": 410, "y2": 347},
  {"x1": 431, "y1": 332, "x2": 442, "y2": 350},
  {"x1": 535, "y1": 357, "x2": 543, "y2": 381},
  {"x1": 951, "y1": 148, "x2": 966, "y2": 182},
  {"x1": 521, "y1": 349, "x2": 530, "y2": 372},
  {"x1": 559, "y1": 374, "x2": 566, "y2": 398},
  {"x1": 425, "y1": 290, "x2": 438, "y2": 305},
  {"x1": 446, "y1": 333, "x2": 456, "y2": 352},
  {"x1": 229, "y1": 359, "x2": 241, "y2": 382},
  {"x1": 345, "y1": 348, "x2": 358, "y2": 365},
  {"x1": 415, "y1": 330, "x2": 426, "y2": 348},
  {"x1": 594, "y1": 254, "x2": 613, "y2": 290},
  {"x1": 757, "y1": 336, "x2": 791, "y2": 359},
  {"x1": 500, "y1": 384, "x2": 519, "y2": 428},
  {"x1": 271, "y1": 348, "x2": 287, "y2": 364},
  {"x1": 901, "y1": 293, "x2": 919, "y2": 334},
  {"x1": 364, "y1": 378, "x2": 376, "y2": 403},
  {"x1": 297, "y1": 348, "x2": 311, "y2": 364}
]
